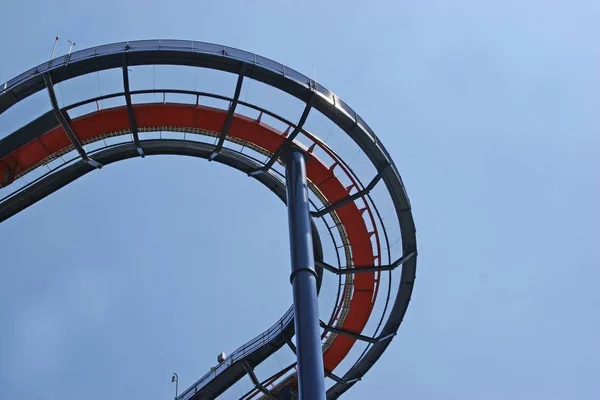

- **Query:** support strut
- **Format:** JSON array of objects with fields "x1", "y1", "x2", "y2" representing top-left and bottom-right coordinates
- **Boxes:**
[
  {"x1": 285, "y1": 147, "x2": 326, "y2": 400},
  {"x1": 43, "y1": 73, "x2": 102, "y2": 169}
]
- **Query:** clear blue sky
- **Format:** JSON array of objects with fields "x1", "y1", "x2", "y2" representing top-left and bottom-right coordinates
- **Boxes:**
[{"x1": 0, "y1": 1, "x2": 598, "y2": 399}]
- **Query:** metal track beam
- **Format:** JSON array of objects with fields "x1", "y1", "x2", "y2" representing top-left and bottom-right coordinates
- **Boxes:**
[
  {"x1": 122, "y1": 53, "x2": 144, "y2": 156},
  {"x1": 209, "y1": 66, "x2": 245, "y2": 160},
  {"x1": 315, "y1": 251, "x2": 416, "y2": 275},
  {"x1": 249, "y1": 100, "x2": 312, "y2": 176},
  {"x1": 43, "y1": 73, "x2": 101, "y2": 169},
  {"x1": 241, "y1": 361, "x2": 277, "y2": 399},
  {"x1": 311, "y1": 165, "x2": 389, "y2": 218}
]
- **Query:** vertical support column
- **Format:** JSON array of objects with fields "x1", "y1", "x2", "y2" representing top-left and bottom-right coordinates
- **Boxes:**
[{"x1": 285, "y1": 147, "x2": 326, "y2": 400}]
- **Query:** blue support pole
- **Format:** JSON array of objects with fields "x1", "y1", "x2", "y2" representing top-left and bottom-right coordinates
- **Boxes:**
[{"x1": 285, "y1": 147, "x2": 326, "y2": 400}]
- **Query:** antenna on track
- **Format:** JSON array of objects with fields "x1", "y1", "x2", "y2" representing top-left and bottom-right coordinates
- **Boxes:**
[
  {"x1": 50, "y1": 36, "x2": 60, "y2": 60},
  {"x1": 66, "y1": 39, "x2": 76, "y2": 57},
  {"x1": 65, "y1": 39, "x2": 77, "y2": 66}
]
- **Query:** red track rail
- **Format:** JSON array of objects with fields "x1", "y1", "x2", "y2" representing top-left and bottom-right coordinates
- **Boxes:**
[{"x1": 0, "y1": 103, "x2": 377, "y2": 376}]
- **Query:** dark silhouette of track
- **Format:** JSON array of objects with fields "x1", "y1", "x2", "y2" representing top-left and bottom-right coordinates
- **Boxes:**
[{"x1": 0, "y1": 40, "x2": 417, "y2": 399}]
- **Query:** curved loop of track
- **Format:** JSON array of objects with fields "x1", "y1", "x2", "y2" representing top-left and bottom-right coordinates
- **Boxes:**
[
  {"x1": 1, "y1": 103, "x2": 376, "y2": 392},
  {"x1": 0, "y1": 40, "x2": 417, "y2": 399}
]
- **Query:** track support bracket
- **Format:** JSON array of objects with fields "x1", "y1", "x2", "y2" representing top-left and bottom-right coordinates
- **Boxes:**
[
  {"x1": 209, "y1": 64, "x2": 246, "y2": 160},
  {"x1": 311, "y1": 164, "x2": 390, "y2": 218},
  {"x1": 249, "y1": 96, "x2": 313, "y2": 176},
  {"x1": 43, "y1": 73, "x2": 102, "y2": 169},
  {"x1": 241, "y1": 361, "x2": 277, "y2": 399},
  {"x1": 122, "y1": 54, "x2": 144, "y2": 157},
  {"x1": 315, "y1": 251, "x2": 416, "y2": 275},
  {"x1": 320, "y1": 320, "x2": 396, "y2": 344}
]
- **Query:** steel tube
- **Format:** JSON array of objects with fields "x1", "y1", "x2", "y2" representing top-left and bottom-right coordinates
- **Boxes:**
[{"x1": 285, "y1": 147, "x2": 326, "y2": 399}]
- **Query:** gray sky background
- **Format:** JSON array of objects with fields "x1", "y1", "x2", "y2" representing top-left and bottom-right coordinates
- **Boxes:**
[{"x1": 0, "y1": 1, "x2": 598, "y2": 399}]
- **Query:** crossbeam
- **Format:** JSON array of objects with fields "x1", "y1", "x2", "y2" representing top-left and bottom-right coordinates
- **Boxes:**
[
  {"x1": 320, "y1": 320, "x2": 378, "y2": 343},
  {"x1": 283, "y1": 332, "x2": 297, "y2": 354},
  {"x1": 311, "y1": 165, "x2": 389, "y2": 218},
  {"x1": 241, "y1": 361, "x2": 277, "y2": 399},
  {"x1": 43, "y1": 73, "x2": 101, "y2": 169},
  {"x1": 249, "y1": 100, "x2": 312, "y2": 176},
  {"x1": 320, "y1": 321, "x2": 397, "y2": 344},
  {"x1": 122, "y1": 55, "x2": 144, "y2": 157},
  {"x1": 325, "y1": 371, "x2": 361, "y2": 386},
  {"x1": 315, "y1": 251, "x2": 416, "y2": 275},
  {"x1": 210, "y1": 66, "x2": 245, "y2": 160},
  {"x1": 326, "y1": 371, "x2": 346, "y2": 384}
]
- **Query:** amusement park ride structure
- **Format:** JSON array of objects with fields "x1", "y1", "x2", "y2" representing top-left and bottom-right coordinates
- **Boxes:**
[{"x1": 0, "y1": 40, "x2": 417, "y2": 399}]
